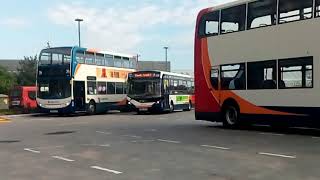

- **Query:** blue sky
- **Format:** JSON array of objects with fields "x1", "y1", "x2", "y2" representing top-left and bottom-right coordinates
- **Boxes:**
[{"x1": 0, "y1": 0, "x2": 230, "y2": 70}]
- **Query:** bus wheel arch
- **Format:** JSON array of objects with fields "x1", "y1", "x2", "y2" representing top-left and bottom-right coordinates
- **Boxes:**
[
  {"x1": 87, "y1": 100, "x2": 96, "y2": 115},
  {"x1": 221, "y1": 98, "x2": 240, "y2": 128}
]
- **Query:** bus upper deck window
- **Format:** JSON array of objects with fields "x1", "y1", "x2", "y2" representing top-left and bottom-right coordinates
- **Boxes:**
[
  {"x1": 199, "y1": 11, "x2": 219, "y2": 37},
  {"x1": 220, "y1": 4, "x2": 246, "y2": 34},
  {"x1": 279, "y1": 0, "x2": 313, "y2": 23},
  {"x1": 247, "y1": 0, "x2": 277, "y2": 29}
]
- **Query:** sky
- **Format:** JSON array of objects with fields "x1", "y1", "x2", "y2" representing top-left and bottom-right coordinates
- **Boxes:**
[{"x1": 0, "y1": 0, "x2": 233, "y2": 70}]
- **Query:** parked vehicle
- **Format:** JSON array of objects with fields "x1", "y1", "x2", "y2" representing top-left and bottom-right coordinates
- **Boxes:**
[{"x1": 9, "y1": 86, "x2": 37, "y2": 112}]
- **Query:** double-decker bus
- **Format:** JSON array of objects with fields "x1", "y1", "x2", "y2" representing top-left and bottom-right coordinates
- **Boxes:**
[
  {"x1": 195, "y1": 0, "x2": 320, "y2": 127},
  {"x1": 9, "y1": 86, "x2": 37, "y2": 112},
  {"x1": 36, "y1": 47, "x2": 137, "y2": 114},
  {"x1": 127, "y1": 71, "x2": 194, "y2": 113}
]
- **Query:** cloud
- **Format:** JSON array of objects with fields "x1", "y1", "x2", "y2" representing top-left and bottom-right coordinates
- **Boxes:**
[
  {"x1": 48, "y1": 0, "x2": 235, "y2": 64},
  {"x1": 0, "y1": 17, "x2": 30, "y2": 29}
]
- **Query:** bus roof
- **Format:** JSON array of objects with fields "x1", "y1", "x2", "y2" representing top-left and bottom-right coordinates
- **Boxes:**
[
  {"x1": 206, "y1": 0, "x2": 256, "y2": 11},
  {"x1": 99, "y1": 50, "x2": 136, "y2": 58},
  {"x1": 41, "y1": 47, "x2": 136, "y2": 58}
]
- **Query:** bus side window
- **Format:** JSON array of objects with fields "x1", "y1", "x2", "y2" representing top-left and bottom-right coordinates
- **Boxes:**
[
  {"x1": 114, "y1": 56, "x2": 122, "y2": 68},
  {"x1": 279, "y1": 0, "x2": 313, "y2": 24},
  {"x1": 86, "y1": 52, "x2": 95, "y2": 65},
  {"x1": 247, "y1": 60, "x2": 277, "y2": 89},
  {"x1": 116, "y1": 82, "x2": 124, "y2": 94},
  {"x1": 163, "y1": 79, "x2": 169, "y2": 94},
  {"x1": 87, "y1": 81, "x2": 97, "y2": 95},
  {"x1": 105, "y1": 55, "x2": 114, "y2": 67},
  {"x1": 76, "y1": 51, "x2": 85, "y2": 64},
  {"x1": 220, "y1": 4, "x2": 246, "y2": 34},
  {"x1": 199, "y1": 10, "x2": 220, "y2": 37},
  {"x1": 210, "y1": 69, "x2": 219, "y2": 90},
  {"x1": 221, "y1": 64, "x2": 246, "y2": 90},
  {"x1": 123, "y1": 57, "x2": 130, "y2": 68},
  {"x1": 96, "y1": 54, "x2": 105, "y2": 66},
  {"x1": 107, "y1": 82, "x2": 116, "y2": 94},
  {"x1": 247, "y1": 0, "x2": 277, "y2": 29}
]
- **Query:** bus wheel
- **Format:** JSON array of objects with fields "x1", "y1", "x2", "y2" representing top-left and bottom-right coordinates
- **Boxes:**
[
  {"x1": 87, "y1": 101, "x2": 96, "y2": 115},
  {"x1": 222, "y1": 104, "x2": 239, "y2": 128},
  {"x1": 184, "y1": 101, "x2": 192, "y2": 111},
  {"x1": 169, "y1": 101, "x2": 174, "y2": 113}
]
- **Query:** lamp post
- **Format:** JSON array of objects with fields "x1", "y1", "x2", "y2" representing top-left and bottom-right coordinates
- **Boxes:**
[
  {"x1": 136, "y1": 54, "x2": 141, "y2": 70},
  {"x1": 163, "y1": 46, "x2": 169, "y2": 71},
  {"x1": 75, "y1": 18, "x2": 83, "y2": 47}
]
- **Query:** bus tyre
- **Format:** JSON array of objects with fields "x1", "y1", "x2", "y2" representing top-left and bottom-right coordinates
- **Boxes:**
[
  {"x1": 222, "y1": 105, "x2": 239, "y2": 128},
  {"x1": 169, "y1": 101, "x2": 174, "y2": 113},
  {"x1": 87, "y1": 101, "x2": 96, "y2": 115},
  {"x1": 184, "y1": 101, "x2": 192, "y2": 111}
]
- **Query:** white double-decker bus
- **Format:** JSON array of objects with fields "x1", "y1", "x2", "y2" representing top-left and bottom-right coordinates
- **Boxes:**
[
  {"x1": 36, "y1": 47, "x2": 137, "y2": 114},
  {"x1": 195, "y1": 0, "x2": 320, "y2": 127},
  {"x1": 127, "y1": 71, "x2": 194, "y2": 114}
]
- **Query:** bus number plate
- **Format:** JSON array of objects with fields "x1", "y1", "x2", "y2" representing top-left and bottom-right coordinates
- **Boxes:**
[{"x1": 139, "y1": 108, "x2": 148, "y2": 111}]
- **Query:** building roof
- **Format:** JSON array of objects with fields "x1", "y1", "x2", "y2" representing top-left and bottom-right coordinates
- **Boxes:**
[{"x1": 138, "y1": 61, "x2": 171, "y2": 72}]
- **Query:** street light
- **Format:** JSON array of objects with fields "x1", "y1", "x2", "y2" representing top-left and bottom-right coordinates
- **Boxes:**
[
  {"x1": 75, "y1": 18, "x2": 83, "y2": 47},
  {"x1": 136, "y1": 54, "x2": 141, "y2": 70},
  {"x1": 163, "y1": 46, "x2": 169, "y2": 72}
]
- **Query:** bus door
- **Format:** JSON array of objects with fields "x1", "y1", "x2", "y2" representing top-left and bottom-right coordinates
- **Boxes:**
[
  {"x1": 162, "y1": 76, "x2": 170, "y2": 110},
  {"x1": 210, "y1": 67, "x2": 221, "y2": 103},
  {"x1": 73, "y1": 81, "x2": 85, "y2": 111}
]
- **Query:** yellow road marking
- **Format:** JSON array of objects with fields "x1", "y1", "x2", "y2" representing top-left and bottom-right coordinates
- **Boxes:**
[{"x1": 0, "y1": 117, "x2": 11, "y2": 123}]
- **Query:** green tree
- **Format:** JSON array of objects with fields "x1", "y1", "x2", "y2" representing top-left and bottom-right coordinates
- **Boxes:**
[
  {"x1": 16, "y1": 56, "x2": 37, "y2": 86},
  {"x1": 0, "y1": 65, "x2": 16, "y2": 94}
]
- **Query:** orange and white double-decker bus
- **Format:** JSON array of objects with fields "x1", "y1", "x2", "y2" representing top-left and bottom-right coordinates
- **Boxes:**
[
  {"x1": 195, "y1": 0, "x2": 319, "y2": 127},
  {"x1": 36, "y1": 47, "x2": 137, "y2": 115}
]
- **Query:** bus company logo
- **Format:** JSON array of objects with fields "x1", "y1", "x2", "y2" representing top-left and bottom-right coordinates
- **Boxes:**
[{"x1": 102, "y1": 69, "x2": 107, "y2": 78}]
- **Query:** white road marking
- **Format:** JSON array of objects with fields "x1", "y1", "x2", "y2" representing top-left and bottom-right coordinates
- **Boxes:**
[
  {"x1": 81, "y1": 144, "x2": 110, "y2": 147},
  {"x1": 35, "y1": 145, "x2": 65, "y2": 150},
  {"x1": 123, "y1": 135, "x2": 142, "y2": 138},
  {"x1": 157, "y1": 139, "x2": 181, "y2": 144},
  {"x1": 52, "y1": 156, "x2": 75, "y2": 162},
  {"x1": 99, "y1": 144, "x2": 111, "y2": 147},
  {"x1": 131, "y1": 140, "x2": 155, "y2": 143},
  {"x1": 91, "y1": 166, "x2": 123, "y2": 174},
  {"x1": 258, "y1": 152, "x2": 296, "y2": 159},
  {"x1": 312, "y1": 136, "x2": 320, "y2": 139},
  {"x1": 259, "y1": 132, "x2": 284, "y2": 136},
  {"x1": 96, "y1": 131, "x2": 112, "y2": 135},
  {"x1": 24, "y1": 148, "x2": 40, "y2": 153},
  {"x1": 201, "y1": 145, "x2": 230, "y2": 150},
  {"x1": 144, "y1": 129, "x2": 157, "y2": 132}
]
